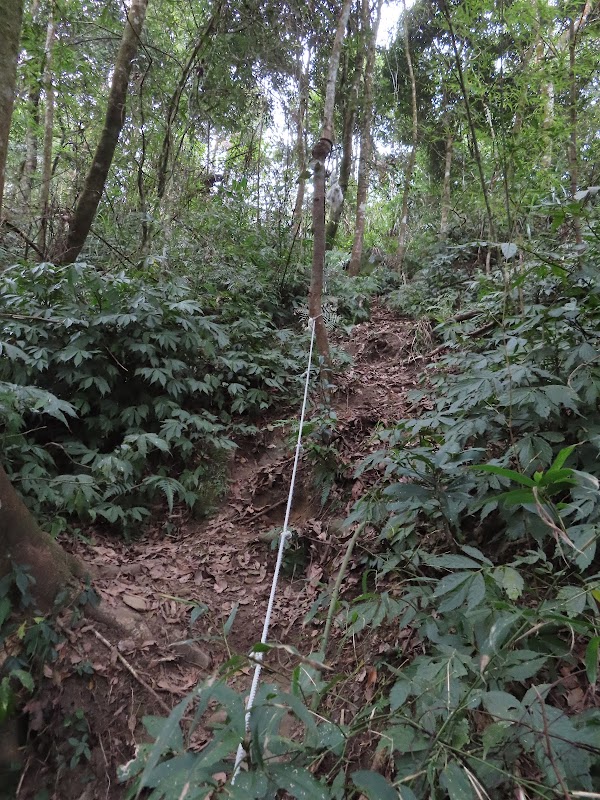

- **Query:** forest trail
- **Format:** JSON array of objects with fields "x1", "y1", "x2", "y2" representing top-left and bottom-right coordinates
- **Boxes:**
[{"x1": 22, "y1": 303, "x2": 430, "y2": 799}]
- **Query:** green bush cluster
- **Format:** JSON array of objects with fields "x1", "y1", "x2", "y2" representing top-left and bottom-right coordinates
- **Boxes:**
[
  {"x1": 122, "y1": 238, "x2": 600, "y2": 798},
  {"x1": 0, "y1": 262, "x2": 309, "y2": 534}
]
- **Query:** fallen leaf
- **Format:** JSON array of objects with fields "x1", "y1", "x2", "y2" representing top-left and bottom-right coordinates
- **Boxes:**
[{"x1": 122, "y1": 594, "x2": 148, "y2": 611}]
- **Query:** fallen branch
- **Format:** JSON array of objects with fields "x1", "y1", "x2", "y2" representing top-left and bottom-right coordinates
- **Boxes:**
[{"x1": 90, "y1": 626, "x2": 172, "y2": 714}]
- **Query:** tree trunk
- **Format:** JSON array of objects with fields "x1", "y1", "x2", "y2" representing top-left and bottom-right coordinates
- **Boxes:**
[
  {"x1": 326, "y1": 41, "x2": 364, "y2": 250},
  {"x1": 56, "y1": 0, "x2": 149, "y2": 264},
  {"x1": 439, "y1": 130, "x2": 453, "y2": 241},
  {"x1": 0, "y1": 466, "x2": 83, "y2": 611},
  {"x1": 156, "y1": 4, "x2": 221, "y2": 200},
  {"x1": 309, "y1": 0, "x2": 353, "y2": 362},
  {"x1": 568, "y1": 15, "x2": 582, "y2": 247},
  {"x1": 347, "y1": 0, "x2": 383, "y2": 277},
  {"x1": 441, "y1": 0, "x2": 495, "y2": 242},
  {"x1": 395, "y1": 0, "x2": 418, "y2": 273},
  {"x1": 19, "y1": 83, "x2": 41, "y2": 210},
  {"x1": 38, "y1": 9, "x2": 56, "y2": 254},
  {"x1": 291, "y1": 51, "x2": 310, "y2": 240},
  {"x1": 0, "y1": 0, "x2": 25, "y2": 220}
]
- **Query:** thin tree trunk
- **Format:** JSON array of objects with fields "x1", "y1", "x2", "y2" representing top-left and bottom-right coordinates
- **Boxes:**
[
  {"x1": 347, "y1": 0, "x2": 383, "y2": 277},
  {"x1": 291, "y1": 51, "x2": 310, "y2": 239},
  {"x1": 309, "y1": 0, "x2": 353, "y2": 362},
  {"x1": 568, "y1": 16, "x2": 582, "y2": 246},
  {"x1": 156, "y1": 4, "x2": 221, "y2": 200},
  {"x1": 56, "y1": 0, "x2": 149, "y2": 264},
  {"x1": 326, "y1": 41, "x2": 364, "y2": 249},
  {"x1": 19, "y1": 81, "x2": 41, "y2": 209},
  {"x1": 38, "y1": 8, "x2": 56, "y2": 254},
  {"x1": 0, "y1": 0, "x2": 25, "y2": 220},
  {"x1": 439, "y1": 130, "x2": 453, "y2": 241},
  {"x1": 440, "y1": 0, "x2": 495, "y2": 242},
  {"x1": 395, "y1": 0, "x2": 418, "y2": 272}
]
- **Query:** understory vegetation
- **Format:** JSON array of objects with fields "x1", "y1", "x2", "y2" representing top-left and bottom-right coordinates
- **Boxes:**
[
  {"x1": 1, "y1": 0, "x2": 600, "y2": 796},
  {"x1": 115, "y1": 209, "x2": 600, "y2": 798}
]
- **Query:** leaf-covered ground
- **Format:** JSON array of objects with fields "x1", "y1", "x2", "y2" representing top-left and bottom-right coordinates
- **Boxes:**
[{"x1": 17, "y1": 303, "x2": 427, "y2": 798}]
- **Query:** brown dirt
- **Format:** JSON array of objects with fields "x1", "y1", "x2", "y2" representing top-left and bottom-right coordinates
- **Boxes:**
[{"x1": 13, "y1": 302, "x2": 428, "y2": 800}]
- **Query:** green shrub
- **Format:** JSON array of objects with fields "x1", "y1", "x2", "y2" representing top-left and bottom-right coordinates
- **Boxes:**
[{"x1": 0, "y1": 262, "x2": 309, "y2": 534}]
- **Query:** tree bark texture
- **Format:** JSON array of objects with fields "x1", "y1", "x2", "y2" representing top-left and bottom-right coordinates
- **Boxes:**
[
  {"x1": 0, "y1": 0, "x2": 25, "y2": 220},
  {"x1": 19, "y1": 75, "x2": 41, "y2": 209},
  {"x1": 347, "y1": 0, "x2": 383, "y2": 277},
  {"x1": 309, "y1": 0, "x2": 352, "y2": 362},
  {"x1": 0, "y1": 465, "x2": 83, "y2": 610},
  {"x1": 56, "y1": 0, "x2": 149, "y2": 263}
]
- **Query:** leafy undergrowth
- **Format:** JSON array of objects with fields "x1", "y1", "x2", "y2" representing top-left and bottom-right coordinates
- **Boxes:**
[
  {"x1": 0, "y1": 261, "x2": 313, "y2": 534},
  {"x1": 4, "y1": 243, "x2": 600, "y2": 799},
  {"x1": 117, "y1": 244, "x2": 600, "y2": 798}
]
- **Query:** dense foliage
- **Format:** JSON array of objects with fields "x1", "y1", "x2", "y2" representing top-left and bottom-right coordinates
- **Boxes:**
[{"x1": 0, "y1": 0, "x2": 599, "y2": 796}]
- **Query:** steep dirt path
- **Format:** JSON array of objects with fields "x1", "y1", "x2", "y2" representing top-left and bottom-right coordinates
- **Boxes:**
[{"x1": 19, "y1": 302, "x2": 427, "y2": 799}]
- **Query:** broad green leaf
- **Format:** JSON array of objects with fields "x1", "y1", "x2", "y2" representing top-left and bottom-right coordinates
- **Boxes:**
[
  {"x1": 557, "y1": 586, "x2": 587, "y2": 617},
  {"x1": 440, "y1": 762, "x2": 474, "y2": 800},
  {"x1": 500, "y1": 242, "x2": 518, "y2": 259},
  {"x1": 433, "y1": 572, "x2": 472, "y2": 597},
  {"x1": 466, "y1": 573, "x2": 486, "y2": 610},
  {"x1": 138, "y1": 697, "x2": 193, "y2": 790},
  {"x1": 482, "y1": 691, "x2": 523, "y2": 721},
  {"x1": 389, "y1": 679, "x2": 411, "y2": 712},
  {"x1": 351, "y1": 770, "x2": 397, "y2": 800},
  {"x1": 425, "y1": 555, "x2": 481, "y2": 570},
  {"x1": 493, "y1": 566, "x2": 524, "y2": 600},
  {"x1": 10, "y1": 669, "x2": 34, "y2": 692},
  {"x1": 472, "y1": 464, "x2": 535, "y2": 487},
  {"x1": 550, "y1": 445, "x2": 577, "y2": 471},
  {"x1": 270, "y1": 763, "x2": 330, "y2": 799},
  {"x1": 585, "y1": 637, "x2": 599, "y2": 685},
  {"x1": 460, "y1": 545, "x2": 493, "y2": 565},
  {"x1": 482, "y1": 722, "x2": 512, "y2": 757}
]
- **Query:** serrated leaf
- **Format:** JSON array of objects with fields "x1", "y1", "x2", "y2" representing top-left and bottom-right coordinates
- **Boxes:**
[
  {"x1": 351, "y1": 770, "x2": 397, "y2": 800},
  {"x1": 482, "y1": 721, "x2": 512, "y2": 757}
]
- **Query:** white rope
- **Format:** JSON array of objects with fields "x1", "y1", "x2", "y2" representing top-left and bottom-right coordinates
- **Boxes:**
[{"x1": 232, "y1": 315, "x2": 318, "y2": 783}]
